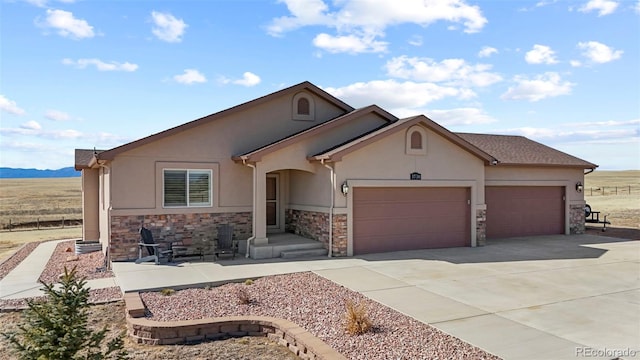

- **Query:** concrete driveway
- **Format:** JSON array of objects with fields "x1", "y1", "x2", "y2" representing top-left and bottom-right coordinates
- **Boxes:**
[
  {"x1": 112, "y1": 234, "x2": 639, "y2": 360},
  {"x1": 315, "y1": 235, "x2": 640, "y2": 360}
]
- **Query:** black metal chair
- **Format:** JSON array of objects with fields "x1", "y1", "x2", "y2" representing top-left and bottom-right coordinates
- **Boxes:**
[
  {"x1": 136, "y1": 227, "x2": 172, "y2": 264},
  {"x1": 214, "y1": 224, "x2": 237, "y2": 260}
]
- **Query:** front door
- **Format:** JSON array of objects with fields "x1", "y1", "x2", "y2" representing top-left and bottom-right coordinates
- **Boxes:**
[{"x1": 266, "y1": 174, "x2": 279, "y2": 229}]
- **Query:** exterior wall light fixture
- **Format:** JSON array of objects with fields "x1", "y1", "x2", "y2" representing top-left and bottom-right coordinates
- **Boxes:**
[
  {"x1": 341, "y1": 181, "x2": 349, "y2": 196},
  {"x1": 576, "y1": 181, "x2": 583, "y2": 193}
]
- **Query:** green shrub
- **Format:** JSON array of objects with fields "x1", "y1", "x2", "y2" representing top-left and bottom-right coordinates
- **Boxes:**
[
  {"x1": 2, "y1": 266, "x2": 127, "y2": 359},
  {"x1": 243, "y1": 279, "x2": 254, "y2": 285}
]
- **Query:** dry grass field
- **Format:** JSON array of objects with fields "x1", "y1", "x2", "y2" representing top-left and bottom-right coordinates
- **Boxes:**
[
  {"x1": 0, "y1": 177, "x2": 82, "y2": 261},
  {"x1": 584, "y1": 170, "x2": 639, "y2": 229}
]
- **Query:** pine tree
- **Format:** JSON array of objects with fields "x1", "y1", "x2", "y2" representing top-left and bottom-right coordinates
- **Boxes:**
[{"x1": 2, "y1": 266, "x2": 127, "y2": 360}]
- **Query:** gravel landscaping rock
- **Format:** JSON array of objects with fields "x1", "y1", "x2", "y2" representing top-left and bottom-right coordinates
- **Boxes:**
[
  {"x1": 141, "y1": 272, "x2": 501, "y2": 360},
  {"x1": 39, "y1": 240, "x2": 113, "y2": 283}
]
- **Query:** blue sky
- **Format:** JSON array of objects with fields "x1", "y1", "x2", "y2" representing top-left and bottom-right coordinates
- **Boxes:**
[{"x1": 1, "y1": 0, "x2": 639, "y2": 170}]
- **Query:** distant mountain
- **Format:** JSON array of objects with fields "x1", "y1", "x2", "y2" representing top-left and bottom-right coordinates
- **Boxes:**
[{"x1": 0, "y1": 167, "x2": 80, "y2": 179}]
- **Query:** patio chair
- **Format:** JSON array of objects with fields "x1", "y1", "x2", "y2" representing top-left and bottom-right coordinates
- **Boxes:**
[
  {"x1": 214, "y1": 224, "x2": 237, "y2": 260},
  {"x1": 135, "y1": 227, "x2": 173, "y2": 264}
]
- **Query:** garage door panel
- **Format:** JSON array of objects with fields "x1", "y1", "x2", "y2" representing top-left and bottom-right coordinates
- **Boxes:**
[
  {"x1": 353, "y1": 187, "x2": 471, "y2": 255},
  {"x1": 486, "y1": 186, "x2": 564, "y2": 239}
]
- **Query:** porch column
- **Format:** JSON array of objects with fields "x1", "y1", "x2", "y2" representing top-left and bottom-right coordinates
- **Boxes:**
[{"x1": 253, "y1": 165, "x2": 268, "y2": 245}]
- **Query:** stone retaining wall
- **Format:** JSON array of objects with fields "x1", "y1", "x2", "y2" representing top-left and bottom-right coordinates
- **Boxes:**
[
  {"x1": 110, "y1": 212, "x2": 251, "y2": 261},
  {"x1": 124, "y1": 293, "x2": 345, "y2": 360},
  {"x1": 476, "y1": 209, "x2": 487, "y2": 246}
]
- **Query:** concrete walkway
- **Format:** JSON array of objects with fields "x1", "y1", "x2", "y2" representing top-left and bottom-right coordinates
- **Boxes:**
[
  {"x1": 110, "y1": 234, "x2": 640, "y2": 360},
  {"x1": 0, "y1": 240, "x2": 117, "y2": 300}
]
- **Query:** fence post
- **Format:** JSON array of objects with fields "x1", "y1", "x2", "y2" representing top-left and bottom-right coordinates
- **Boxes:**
[
  {"x1": 62, "y1": 216, "x2": 65, "y2": 229},
  {"x1": 629, "y1": 185, "x2": 631, "y2": 194},
  {"x1": 615, "y1": 186, "x2": 617, "y2": 195},
  {"x1": 9, "y1": 219, "x2": 11, "y2": 232},
  {"x1": 37, "y1": 218, "x2": 40, "y2": 230},
  {"x1": 602, "y1": 186, "x2": 605, "y2": 196}
]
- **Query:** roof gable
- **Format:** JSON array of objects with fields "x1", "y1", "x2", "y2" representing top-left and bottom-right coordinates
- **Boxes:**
[
  {"x1": 97, "y1": 81, "x2": 354, "y2": 161},
  {"x1": 232, "y1": 105, "x2": 397, "y2": 163},
  {"x1": 456, "y1": 133, "x2": 597, "y2": 169},
  {"x1": 310, "y1": 115, "x2": 495, "y2": 163}
]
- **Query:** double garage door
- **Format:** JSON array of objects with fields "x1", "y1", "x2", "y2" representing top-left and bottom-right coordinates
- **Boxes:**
[
  {"x1": 353, "y1": 187, "x2": 471, "y2": 255},
  {"x1": 352, "y1": 186, "x2": 566, "y2": 255},
  {"x1": 485, "y1": 186, "x2": 565, "y2": 239}
]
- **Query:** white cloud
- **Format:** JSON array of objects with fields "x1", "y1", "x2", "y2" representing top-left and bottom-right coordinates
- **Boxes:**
[
  {"x1": 478, "y1": 46, "x2": 497, "y2": 58},
  {"x1": 525, "y1": 44, "x2": 558, "y2": 64},
  {"x1": 313, "y1": 33, "x2": 388, "y2": 54},
  {"x1": 635, "y1": 0, "x2": 640, "y2": 13},
  {"x1": 577, "y1": 41, "x2": 623, "y2": 63},
  {"x1": 20, "y1": 120, "x2": 42, "y2": 130},
  {"x1": 578, "y1": 0, "x2": 619, "y2": 16},
  {"x1": 233, "y1": 72, "x2": 261, "y2": 87},
  {"x1": 385, "y1": 56, "x2": 502, "y2": 87},
  {"x1": 62, "y1": 58, "x2": 138, "y2": 71},
  {"x1": 501, "y1": 72, "x2": 574, "y2": 102},
  {"x1": 425, "y1": 108, "x2": 498, "y2": 126},
  {"x1": 570, "y1": 60, "x2": 582, "y2": 67},
  {"x1": 408, "y1": 35, "x2": 423, "y2": 46},
  {"x1": 45, "y1": 109, "x2": 71, "y2": 121},
  {"x1": 173, "y1": 69, "x2": 207, "y2": 85},
  {"x1": 324, "y1": 80, "x2": 475, "y2": 110},
  {"x1": 0, "y1": 95, "x2": 26, "y2": 115},
  {"x1": 40, "y1": 9, "x2": 94, "y2": 39},
  {"x1": 495, "y1": 126, "x2": 637, "y2": 145},
  {"x1": 268, "y1": 0, "x2": 487, "y2": 54},
  {"x1": 151, "y1": 11, "x2": 187, "y2": 43}
]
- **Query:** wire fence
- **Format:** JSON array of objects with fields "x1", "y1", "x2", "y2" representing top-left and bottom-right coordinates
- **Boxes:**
[
  {"x1": 585, "y1": 185, "x2": 640, "y2": 196},
  {"x1": 2, "y1": 218, "x2": 83, "y2": 232}
]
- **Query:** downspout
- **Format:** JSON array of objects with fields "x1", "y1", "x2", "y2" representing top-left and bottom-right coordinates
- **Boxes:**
[
  {"x1": 95, "y1": 161, "x2": 112, "y2": 269},
  {"x1": 242, "y1": 159, "x2": 257, "y2": 258},
  {"x1": 321, "y1": 159, "x2": 334, "y2": 258}
]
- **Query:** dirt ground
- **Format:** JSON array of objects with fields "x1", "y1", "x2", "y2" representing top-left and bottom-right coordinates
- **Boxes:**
[{"x1": 0, "y1": 302, "x2": 298, "y2": 360}]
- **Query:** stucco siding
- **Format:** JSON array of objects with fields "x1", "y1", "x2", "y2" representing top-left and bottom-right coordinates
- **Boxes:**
[
  {"x1": 335, "y1": 127, "x2": 485, "y2": 206},
  {"x1": 81, "y1": 169, "x2": 100, "y2": 241},
  {"x1": 288, "y1": 166, "x2": 332, "y2": 208},
  {"x1": 485, "y1": 166, "x2": 585, "y2": 203},
  {"x1": 107, "y1": 91, "x2": 345, "y2": 213}
]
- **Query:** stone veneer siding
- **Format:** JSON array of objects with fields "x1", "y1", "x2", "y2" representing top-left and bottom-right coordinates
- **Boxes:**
[
  {"x1": 285, "y1": 209, "x2": 347, "y2": 257},
  {"x1": 476, "y1": 209, "x2": 486, "y2": 246},
  {"x1": 570, "y1": 204, "x2": 585, "y2": 234},
  {"x1": 110, "y1": 212, "x2": 251, "y2": 261}
]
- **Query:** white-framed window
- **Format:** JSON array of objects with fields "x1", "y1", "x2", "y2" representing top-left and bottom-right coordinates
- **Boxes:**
[
  {"x1": 163, "y1": 169, "x2": 212, "y2": 207},
  {"x1": 292, "y1": 92, "x2": 315, "y2": 121},
  {"x1": 406, "y1": 126, "x2": 427, "y2": 155}
]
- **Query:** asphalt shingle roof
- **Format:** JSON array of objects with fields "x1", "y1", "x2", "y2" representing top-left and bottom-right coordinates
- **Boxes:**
[{"x1": 455, "y1": 133, "x2": 597, "y2": 168}]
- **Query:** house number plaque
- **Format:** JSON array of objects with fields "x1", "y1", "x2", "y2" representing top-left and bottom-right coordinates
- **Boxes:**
[{"x1": 410, "y1": 172, "x2": 421, "y2": 180}]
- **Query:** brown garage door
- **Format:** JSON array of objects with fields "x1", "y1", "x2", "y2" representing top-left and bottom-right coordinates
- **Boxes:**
[
  {"x1": 486, "y1": 186, "x2": 564, "y2": 239},
  {"x1": 353, "y1": 187, "x2": 471, "y2": 255}
]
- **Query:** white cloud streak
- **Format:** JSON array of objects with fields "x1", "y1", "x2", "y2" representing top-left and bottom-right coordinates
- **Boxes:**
[
  {"x1": 268, "y1": 0, "x2": 487, "y2": 54},
  {"x1": 45, "y1": 109, "x2": 71, "y2": 121},
  {"x1": 525, "y1": 44, "x2": 558, "y2": 64},
  {"x1": 219, "y1": 72, "x2": 261, "y2": 87},
  {"x1": 577, "y1": 41, "x2": 623, "y2": 63},
  {"x1": 40, "y1": 9, "x2": 94, "y2": 39},
  {"x1": 501, "y1": 72, "x2": 574, "y2": 102},
  {"x1": 0, "y1": 95, "x2": 26, "y2": 115},
  {"x1": 478, "y1": 46, "x2": 497, "y2": 58},
  {"x1": 385, "y1": 56, "x2": 502, "y2": 87},
  {"x1": 62, "y1": 58, "x2": 138, "y2": 71},
  {"x1": 578, "y1": 0, "x2": 619, "y2": 16},
  {"x1": 151, "y1": 11, "x2": 187, "y2": 43},
  {"x1": 173, "y1": 69, "x2": 207, "y2": 84}
]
